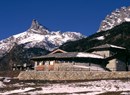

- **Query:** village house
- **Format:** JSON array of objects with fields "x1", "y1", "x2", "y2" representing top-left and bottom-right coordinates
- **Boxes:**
[
  {"x1": 31, "y1": 49, "x2": 107, "y2": 71},
  {"x1": 87, "y1": 44, "x2": 128, "y2": 71},
  {"x1": 31, "y1": 44, "x2": 129, "y2": 71}
]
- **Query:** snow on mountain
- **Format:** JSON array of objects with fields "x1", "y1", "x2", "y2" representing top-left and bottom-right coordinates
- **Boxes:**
[
  {"x1": 95, "y1": 36, "x2": 105, "y2": 40},
  {"x1": 98, "y1": 6, "x2": 130, "y2": 32},
  {"x1": 0, "y1": 19, "x2": 84, "y2": 57}
]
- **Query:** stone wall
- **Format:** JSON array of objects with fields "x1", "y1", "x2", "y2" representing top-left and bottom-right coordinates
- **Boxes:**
[
  {"x1": 107, "y1": 59, "x2": 116, "y2": 71},
  {"x1": 92, "y1": 50, "x2": 110, "y2": 58},
  {"x1": 116, "y1": 59, "x2": 126, "y2": 71},
  {"x1": 18, "y1": 71, "x2": 130, "y2": 81}
]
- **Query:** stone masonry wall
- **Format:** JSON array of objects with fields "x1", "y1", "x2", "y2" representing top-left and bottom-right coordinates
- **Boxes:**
[{"x1": 18, "y1": 71, "x2": 130, "y2": 81}]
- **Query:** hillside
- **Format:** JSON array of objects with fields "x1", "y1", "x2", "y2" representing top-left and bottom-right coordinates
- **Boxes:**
[
  {"x1": 60, "y1": 22, "x2": 130, "y2": 52},
  {"x1": 0, "y1": 44, "x2": 49, "y2": 70}
]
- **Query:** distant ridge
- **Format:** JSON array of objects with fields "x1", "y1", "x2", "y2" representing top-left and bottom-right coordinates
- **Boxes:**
[{"x1": 60, "y1": 22, "x2": 130, "y2": 52}]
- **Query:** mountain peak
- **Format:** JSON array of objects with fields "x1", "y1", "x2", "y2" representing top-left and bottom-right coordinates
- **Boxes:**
[
  {"x1": 98, "y1": 6, "x2": 130, "y2": 32},
  {"x1": 30, "y1": 19, "x2": 39, "y2": 29},
  {"x1": 28, "y1": 19, "x2": 49, "y2": 35}
]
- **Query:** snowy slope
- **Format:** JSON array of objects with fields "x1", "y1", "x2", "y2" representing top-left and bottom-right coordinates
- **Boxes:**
[
  {"x1": 0, "y1": 19, "x2": 84, "y2": 57},
  {"x1": 0, "y1": 80, "x2": 130, "y2": 95},
  {"x1": 98, "y1": 6, "x2": 130, "y2": 32}
]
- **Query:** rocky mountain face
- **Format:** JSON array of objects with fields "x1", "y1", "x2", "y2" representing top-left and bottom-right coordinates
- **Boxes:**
[
  {"x1": 0, "y1": 19, "x2": 84, "y2": 70},
  {"x1": 60, "y1": 22, "x2": 130, "y2": 52},
  {"x1": 98, "y1": 6, "x2": 130, "y2": 32}
]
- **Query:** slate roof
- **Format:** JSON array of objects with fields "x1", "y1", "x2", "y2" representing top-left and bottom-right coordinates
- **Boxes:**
[
  {"x1": 49, "y1": 49, "x2": 67, "y2": 55},
  {"x1": 31, "y1": 52, "x2": 104, "y2": 60},
  {"x1": 87, "y1": 44, "x2": 126, "y2": 52}
]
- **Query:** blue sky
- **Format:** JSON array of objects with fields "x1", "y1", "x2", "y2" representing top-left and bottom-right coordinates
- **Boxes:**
[{"x1": 0, "y1": 0, "x2": 130, "y2": 40}]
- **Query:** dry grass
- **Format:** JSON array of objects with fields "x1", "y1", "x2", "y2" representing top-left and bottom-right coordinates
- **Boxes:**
[
  {"x1": 97, "y1": 91, "x2": 122, "y2": 95},
  {"x1": 0, "y1": 86, "x2": 20, "y2": 92},
  {"x1": 0, "y1": 71, "x2": 20, "y2": 77}
]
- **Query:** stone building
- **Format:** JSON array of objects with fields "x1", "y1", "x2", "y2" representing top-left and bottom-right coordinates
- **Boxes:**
[
  {"x1": 87, "y1": 44, "x2": 128, "y2": 71},
  {"x1": 31, "y1": 49, "x2": 107, "y2": 71},
  {"x1": 31, "y1": 44, "x2": 129, "y2": 71}
]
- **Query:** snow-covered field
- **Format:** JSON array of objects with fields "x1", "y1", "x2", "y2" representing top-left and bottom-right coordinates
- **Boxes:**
[{"x1": 0, "y1": 79, "x2": 130, "y2": 95}]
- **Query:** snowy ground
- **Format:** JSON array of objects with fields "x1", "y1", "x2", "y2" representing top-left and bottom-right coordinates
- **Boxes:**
[{"x1": 0, "y1": 79, "x2": 130, "y2": 95}]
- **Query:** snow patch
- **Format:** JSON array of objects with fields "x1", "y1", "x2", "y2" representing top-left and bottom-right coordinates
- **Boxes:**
[
  {"x1": 110, "y1": 45, "x2": 125, "y2": 49},
  {"x1": 13, "y1": 32, "x2": 27, "y2": 38},
  {"x1": 117, "y1": 18, "x2": 122, "y2": 23},
  {"x1": 96, "y1": 36, "x2": 105, "y2": 40},
  {"x1": 3, "y1": 77, "x2": 11, "y2": 83},
  {"x1": 0, "y1": 87, "x2": 34, "y2": 95},
  {"x1": 18, "y1": 33, "x2": 45, "y2": 44},
  {"x1": 125, "y1": 18, "x2": 130, "y2": 22},
  {"x1": 20, "y1": 80, "x2": 130, "y2": 95},
  {"x1": 0, "y1": 81, "x2": 5, "y2": 88},
  {"x1": 77, "y1": 53, "x2": 104, "y2": 59}
]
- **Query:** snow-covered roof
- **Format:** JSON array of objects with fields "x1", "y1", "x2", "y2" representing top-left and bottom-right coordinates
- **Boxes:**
[
  {"x1": 109, "y1": 44, "x2": 126, "y2": 49},
  {"x1": 49, "y1": 49, "x2": 67, "y2": 55},
  {"x1": 32, "y1": 52, "x2": 104, "y2": 60},
  {"x1": 88, "y1": 44, "x2": 126, "y2": 51},
  {"x1": 77, "y1": 53, "x2": 104, "y2": 59}
]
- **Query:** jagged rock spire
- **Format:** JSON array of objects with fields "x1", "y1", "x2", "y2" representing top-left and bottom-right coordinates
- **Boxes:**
[
  {"x1": 30, "y1": 19, "x2": 39, "y2": 30},
  {"x1": 28, "y1": 19, "x2": 49, "y2": 35}
]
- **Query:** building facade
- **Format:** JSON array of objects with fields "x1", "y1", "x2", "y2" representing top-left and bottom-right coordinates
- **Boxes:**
[
  {"x1": 87, "y1": 44, "x2": 127, "y2": 71},
  {"x1": 31, "y1": 49, "x2": 107, "y2": 71},
  {"x1": 31, "y1": 44, "x2": 129, "y2": 71}
]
